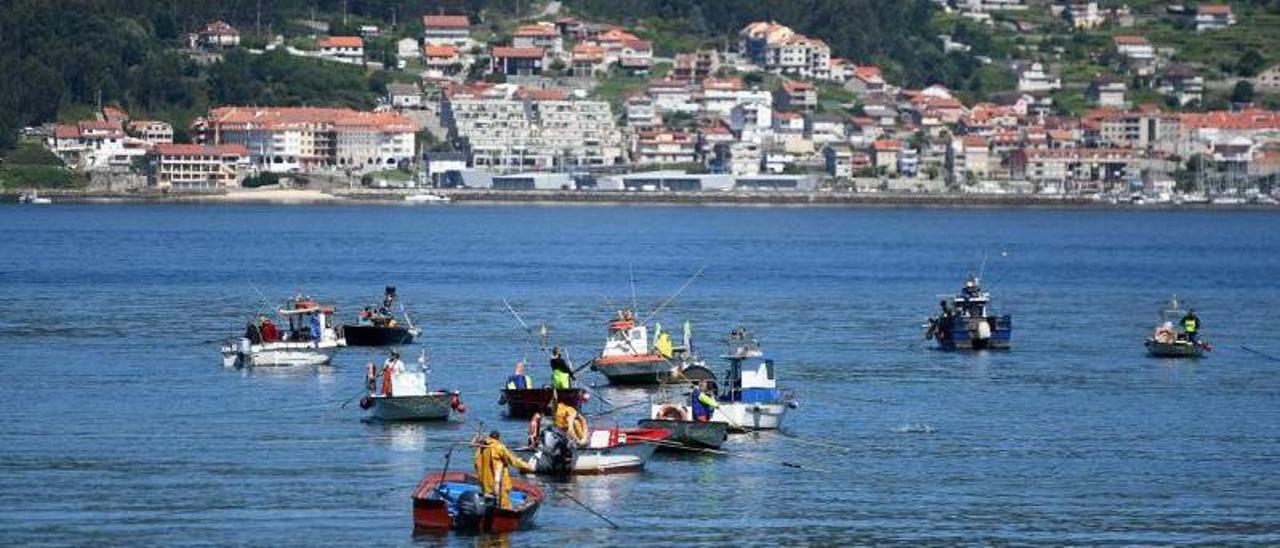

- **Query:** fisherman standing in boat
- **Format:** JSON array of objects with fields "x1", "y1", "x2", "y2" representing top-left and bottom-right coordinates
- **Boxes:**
[
  {"x1": 381, "y1": 350, "x2": 404, "y2": 396},
  {"x1": 472, "y1": 430, "x2": 533, "y2": 510},
  {"x1": 506, "y1": 361, "x2": 532, "y2": 390},
  {"x1": 962, "y1": 275, "x2": 980, "y2": 298},
  {"x1": 690, "y1": 380, "x2": 720, "y2": 422},
  {"x1": 550, "y1": 347, "x2": 574, "y2": 390},
  {"x1": 1181, "y1": 309, "x2": 1201, "y2": 343}
]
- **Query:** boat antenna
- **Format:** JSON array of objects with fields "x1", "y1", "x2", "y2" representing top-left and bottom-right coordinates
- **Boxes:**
[
  {"x1": 977, "y1": 249, "x2": 989, "y2": 283},
  {"x1": 639, "y1": 266, "x2": 705, "y2": 325},
  {"x1": 629, "y1": 264, "x2": 638, "y2": 312}
]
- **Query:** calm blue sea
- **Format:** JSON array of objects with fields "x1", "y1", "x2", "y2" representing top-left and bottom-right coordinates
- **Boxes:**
[{"x1": 1, "y1": 203, "x2": 1279, "y2": 545}]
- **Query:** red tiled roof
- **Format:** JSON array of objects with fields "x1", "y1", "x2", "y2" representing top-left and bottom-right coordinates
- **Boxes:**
[
  {"x1": 206, "y1": 107, "x2": 417, "y2": 133},
  {"x1": 517, "y1": 88, "x2": 568, "y2": 101},
  {"x1": 491, "y1": 46, "x2": 544, "y2": 59},
  {"x1": 319, "y1": 36, "x2": 363, "y2": 48},
  {"x1": 702, "y1": 77, "x2": 744, "y2": 91},
  {"x1": 1198, "y1": 4, "x2": 1232, "y2": 15},
  {"x1": 514, "y1": 24, "x2": 558, "y2": 37},
  {"x1": 154, "y1": 143, "x2": 248, "y2": 156},
  {"x1": 424, "y1": 44, "x2": 459, "y2": 58},
  {"x1": 423, "y1": 15, "x2": 470, "y2": 29},
  {"x1": 1113, "y1": 35, "x2": 1150, "y2": 46},
  {"x1": 873, "y1": 139, "x2": 901, "y2": 151},
  {"x1": 596, "y1": 29, "x2": 640, "y2": 43},
  {"x1": 1181, "y1": 109, "x2": 1280, "y2": 130}
]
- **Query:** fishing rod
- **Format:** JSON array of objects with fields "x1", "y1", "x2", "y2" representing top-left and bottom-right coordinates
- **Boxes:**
[
  {"x1": 1243, "y1": 345, "x2": 1280, "y2": 362},
  {"x1": 639, "y1": 266, "x2": 705, "y2": 326},
  {"x1": 546, "y1": 484, "x2": 620, "y2": 529},
  {"x1": 636, "y1": 438, "x2": 828, "y2": 473},
  {"x1": 584, "y1": 399, "x2": 648, "y2": 418}
]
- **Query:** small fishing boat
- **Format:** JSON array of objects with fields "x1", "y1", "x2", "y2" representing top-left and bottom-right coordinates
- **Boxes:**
[
  {"x1": 590, "y1": 312, "x2": 712, "y2": 385},
  {"x1": 405, "y1": 192, "x2": 450, "y2": 204},
  {"x1": 635, "y1": 384, "x2": 728, "y2": 449},
  {"x1": 925, "y1": 276, "x2": 1012, "y2": 351},
  {"x1": 362, "y1": 353, "x2": 466, "y2": 421},
  {"x1": 499, "y1": 386, "x2": 587, "y2": 418},
  {"x1": 220, "y1": 295, "x2": 346, "y2": 368},
  {"x1": 17, "y1": 191, "x2": 52, "y2": 204},
  {"x1": 524, "y1": 425, "x2": 671, "y2": 475},
  {"x1": 1145, "y1": 296, "x2": 1210, "y2": 358},
  {"x1": 708, "y1": 329, "x2": 796, "y2": 432},
  {"x1": 341, "y1": 286, "x2": 421, "y2": 347},
  {"x1": 412, "y1": 471, "x2": 543, "y2": 534}
]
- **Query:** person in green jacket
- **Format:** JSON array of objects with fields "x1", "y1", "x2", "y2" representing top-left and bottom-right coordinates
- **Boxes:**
[{"x1": 1181, "y1": 309, "x2": 1201, "y2": 343}]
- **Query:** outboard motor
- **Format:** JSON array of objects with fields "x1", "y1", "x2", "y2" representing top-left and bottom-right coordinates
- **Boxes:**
[
  {"x1": 538, "y1": 426, "x2": 575, "y2": 475},
  {"x1": 454, "y1": 490, "x2": 486, "y2": 530}
]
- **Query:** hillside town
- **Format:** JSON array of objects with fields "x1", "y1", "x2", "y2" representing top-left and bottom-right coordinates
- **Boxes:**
[{"x1": 30, "y1": 1, "x2": 1280, "y2": 204}]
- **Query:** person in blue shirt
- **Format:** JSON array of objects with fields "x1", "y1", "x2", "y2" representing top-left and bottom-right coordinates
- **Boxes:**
[{"x1": 689, "y1": 380, "x2": 719, "y2": 423}]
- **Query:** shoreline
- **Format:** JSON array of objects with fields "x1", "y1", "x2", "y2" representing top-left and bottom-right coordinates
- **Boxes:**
[{"x1": 5, "y1": 188, "x2": 1278, "y2": 211}]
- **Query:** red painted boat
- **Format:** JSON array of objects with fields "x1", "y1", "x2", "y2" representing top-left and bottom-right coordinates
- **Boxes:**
[
  {"x1": 499, "y1": 387, "x2": 587, "y2": 418},
  {"x1": 411, "y1": 471, "x2": 544, "y2": 534}
]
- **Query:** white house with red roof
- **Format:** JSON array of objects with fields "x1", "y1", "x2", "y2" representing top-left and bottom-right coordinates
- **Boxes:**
[
  {"x1": 422, "y1": 15, "x2": 471, "y2": 46},
  {"x1": 318, "y1": 36, "x2": 364, "y2": 62}
]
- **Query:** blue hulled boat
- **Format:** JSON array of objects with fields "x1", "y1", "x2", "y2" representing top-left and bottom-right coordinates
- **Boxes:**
[{"x1": 925, "y1": 277, "x2": 1012, "y2": 351}]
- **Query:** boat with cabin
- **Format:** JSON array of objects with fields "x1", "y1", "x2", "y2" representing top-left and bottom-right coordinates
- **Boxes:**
[
  {"x1": 925, "y1": 276, "x2": 1012, "y2": 351},
  {"x1": 220, "y1": 295, "x2": 346, "y2": 367},
  {"x1": 341, "y1": 286, "x2": 421, "y2": 347},
  {"x1": 704, "y1": 329, "x2": 795, "y2": 431},
  {"x1": 524, "y1": 422, "x2": 671, "y2": 475},
  {"x1": 590, "y1": 311, "x2": 712, "y2": 385},
  {"x1": 412, "y1": 471, "x2": 544, "y2": 534},
  {"x1": 361, "y1": 352, "x2": 466, "y2": 421},
  {"x1": 1145, "y1": 296, "x2": 1210, "y2": 358}
]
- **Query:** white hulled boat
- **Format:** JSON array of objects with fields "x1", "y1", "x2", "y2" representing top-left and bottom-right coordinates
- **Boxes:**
[{"x1": 221, "y1": 295, "x2": 346, "y2": 368}]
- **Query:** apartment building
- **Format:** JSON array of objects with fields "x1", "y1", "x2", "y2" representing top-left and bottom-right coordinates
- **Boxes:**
[
  {"x1": 149, "y1": 143, "x2": 249, "y2": 190},
  {"x1": 196, "y1": 107, "x2": 417, "y2": 173},
  {"x1": 444, "y1": 90, "x2": 622, "y2": 171},
  {"x1": 422, "y1": 15, "x2": 471, "y2": 46}
]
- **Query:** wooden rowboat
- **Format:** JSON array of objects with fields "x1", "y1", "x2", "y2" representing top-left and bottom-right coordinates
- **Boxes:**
[{"x1": 411, "y1": 471, "x2": 544, "y2": 534}]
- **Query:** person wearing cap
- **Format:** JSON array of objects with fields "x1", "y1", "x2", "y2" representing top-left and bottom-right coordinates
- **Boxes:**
[
  {"x1": 473, "y1": 430, "x2": 533, "y2": 509},
  {"x1": 549, "y1": 347, "x2": 573, "y2": 390}
]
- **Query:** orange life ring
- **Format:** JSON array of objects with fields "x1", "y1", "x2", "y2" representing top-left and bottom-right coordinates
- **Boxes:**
[{"x1": 657, "y1": 405, "x2": 686, "y2": 422}]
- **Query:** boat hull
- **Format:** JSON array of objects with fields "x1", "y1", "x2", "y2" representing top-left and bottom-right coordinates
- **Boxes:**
[
  {"x1": 637, "y1": 419, "x2": 727, "y2": 449},
  {"x1": 933, "y1": 315, "x2": 1012, "y2": 351},
  {"x1": 342, "y1": 324, "x2": 419, "y2": 346},
  {"x1": 713, "y1": 402, "x2": 787, "y2": 431},
  {"x1": 411, "y1": 472, "x2": 542, "y2": 534},
  {"x1": 368, "y1": 393, "x2": 455, "y2": 421},
  {"x1": 593, "y1": 356, "x2": 677, "y2": 385},
  {"x1": 220, "y1": 339, "x2": 332, "y2": 368},
  {"x1": 527, "y1": 428, "x2": 669, "y2": 475},
  {"x1": 1145, "y1": 339, "x2": 1206, "y2": 358},
  {"x1": 500, "y1": 388, "x2": 586, "y2": 418}
]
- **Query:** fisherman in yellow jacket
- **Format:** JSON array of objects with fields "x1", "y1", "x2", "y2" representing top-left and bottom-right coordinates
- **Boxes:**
[
  {"x1": 553, "y1": 400, "x2": 588, "y2": 445},
  {"x1": 473, "y1": 430, "x2": 534, "y2": 509}
]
